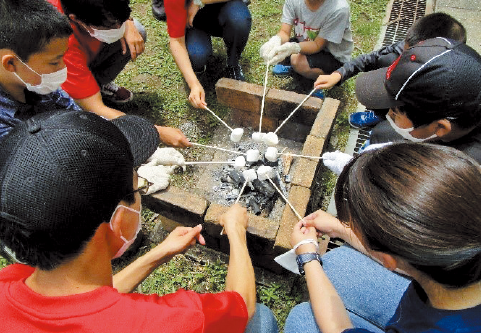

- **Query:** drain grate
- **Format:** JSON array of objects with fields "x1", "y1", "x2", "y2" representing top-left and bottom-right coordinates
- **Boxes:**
[{"x1": 383, "y1": 0, "x2": 427, "y2": 46}]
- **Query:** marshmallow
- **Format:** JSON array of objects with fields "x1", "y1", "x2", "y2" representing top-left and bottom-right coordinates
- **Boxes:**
[
  {"x1": 230, "y1": 128, "x2": 244, "y2": 142},
  {"x1": 257, "y1": 165, "x2": 274, "y2": 181},
  {"x1": 252, "y1": 132, "x2": 265, "y2": 143},
  {"x1": 234, "y1": 156, "x2": 246, "y2": 169},
  {"x1": 263, "y1": 132, "x2": 279, "y2": 146},
  {"x1": 242, "y1": 169, "x2": 258, "y2": 182},
  {"x1": 246, "y1": 149, "x2": 260, "y2": 163},
  {"x1": 265, "y1": 147, "x2": 278, "y2": 162}
]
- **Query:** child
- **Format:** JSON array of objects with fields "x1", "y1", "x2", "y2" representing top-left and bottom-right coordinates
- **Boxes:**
[
  {"x1": 260, "y1": 0, "x2": 353, "y2": 98},
  {"x1": 0, "y1": 0, "x2": 80, "y2": 140},
  {"x1": 314, "y1": 13, "x2": 466, "y2": 128}
]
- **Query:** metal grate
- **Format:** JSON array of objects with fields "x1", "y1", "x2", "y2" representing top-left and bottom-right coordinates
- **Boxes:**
[{"x1": 383, "y1": 0, "x2": 427, "y2": 46}]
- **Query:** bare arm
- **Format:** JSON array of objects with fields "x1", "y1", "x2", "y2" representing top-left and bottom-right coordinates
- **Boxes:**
[
  {"x1": 75, "y1": 92, "x2": 125, "y2": 120},
  {"x1": 169, "y1": 37, "x2": 206, "y2": 109},
  {"x1": 291, "y1": 222, "x2": 353, "y2": 333},
  {"x1": 277, "y1": 23, "x2": 327, "y2": 54},
  {"x1": 113, "y1": 225, "x2": 205, "y2": 293},
  {"x1": 277, "y1": 23, "x2": 292, "y2": 44},
  {"x1": 220, "y1": 204, "x2": 256, "y2": 320}
]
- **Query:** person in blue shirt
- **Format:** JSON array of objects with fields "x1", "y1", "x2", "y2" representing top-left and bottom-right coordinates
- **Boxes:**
[
  {"x1": 285, "y1": 142, "x2": 481, "y2": 333},
  {"x1": 0, "y1": 0, "x2": 81, "y2": 140}
]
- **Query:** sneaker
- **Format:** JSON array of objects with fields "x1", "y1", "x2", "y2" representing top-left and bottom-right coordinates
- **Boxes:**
[
  {"x1": 311, "y1": 89, "x2": 325, "y2": 99},
  {"x1": 152, "y1": 0, "x2": 166, "y2": 21},
  {"x1": 225, "y1": 65, "x2": 245, "y2": 81},
  {"x1": 348, "y1": 111, "x2": 381, "y2": 129},
  {"x1": 272, "y1": 64, "x2": 292, "y2": 76},
  {"x1": 101, "y1": 82, "x2": 133, "y2": 104}
]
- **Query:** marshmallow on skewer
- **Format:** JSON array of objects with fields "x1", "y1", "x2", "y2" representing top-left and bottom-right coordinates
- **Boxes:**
[
  {"x1": 230, "y1": 128, "x2": 244, "y2": 142},
  {"x1": 242, "y1": 169, "x2": 258, "y2": 182},
  {"x1": 246, "y1": 149, "x2": 260, "y2": 163},
  {"x1": 265, "y1": 147, "x2": 278, "y2": 162},
  {"x1": 252, "y1": 132, "x2": 265, "y2": 143},
  {"x1": 234, "y1": 156, "x2": 246, "y2": 170},
  {"x1": 257, "y1": 165, "x2": 274, "y2": 181},
  {"x1": 263, "y1": 132, "x2": 279, "y2": 146}
]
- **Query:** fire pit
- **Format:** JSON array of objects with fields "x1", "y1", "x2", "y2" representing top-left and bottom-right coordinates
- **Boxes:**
[{"x1": 143, "y1": 78, "x2": 341, "y2": 272}]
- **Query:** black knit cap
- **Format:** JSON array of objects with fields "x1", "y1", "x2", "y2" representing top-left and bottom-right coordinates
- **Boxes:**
[
  {"x1": 356, "y1": 38, "x2": 481, "y2": 120},
  {"x1": 0, "y1": 110, "x2": 159, "y2": 244}
]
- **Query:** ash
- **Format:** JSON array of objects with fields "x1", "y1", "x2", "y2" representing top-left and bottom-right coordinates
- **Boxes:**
[{"x1": 209, "y1": 140, "x2": 291, "y2": 218}]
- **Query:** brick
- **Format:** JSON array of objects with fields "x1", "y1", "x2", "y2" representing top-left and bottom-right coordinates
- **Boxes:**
[
  {"x1": 274, "y1": 186, "x2": 311, "y2": 253},
  {"x1": 230, "y1": 108, "x2": 277, "y2": 132},
  {"x1": 291, "y1": 158, "x2": 319, "y2": 188},
  {"x1": 310, "y1": 97, "x2": 341, "y2": 139},
  {"x1": 215, "y1": 78, "x2": 265, "y2": 113},
  {"x1": 301, "y1": 135, "x2": 326, "y2": 157},
  {"x1": 276, "y1": 121, "x2": 311, "y2": 143},
  {"x1": 142, "y1": 186, "x2": 209, "y2": 227},
  {"x1": 265, "y1": 89, "x2": 322, "y2": 125}
]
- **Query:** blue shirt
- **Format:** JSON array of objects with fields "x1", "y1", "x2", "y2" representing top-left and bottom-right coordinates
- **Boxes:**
[
  {"x1": 0, "y1": 87, "x2": 81, "y2": 140},
  {"x1": 345, "y1": 282, "x2": 481, "y2": 332}
]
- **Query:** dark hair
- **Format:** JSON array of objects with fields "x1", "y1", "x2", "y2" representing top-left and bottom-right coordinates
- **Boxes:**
[
  {"x1": 0, "y1": 0, "x2": 72, "y2": 61},
  {"x1": 60, "y1": 0, "x2": 131, "y2": 28},
  {"x1": 335, "y1": 143, "x2": 481, "y2": 288},
  {"x1": 405, "y1": 12, "x2": 467, "y2": 47}
]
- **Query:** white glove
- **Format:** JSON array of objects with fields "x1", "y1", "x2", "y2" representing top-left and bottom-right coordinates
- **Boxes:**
[
  {"x1": 268, "y1": 42, "x2": 301, "y2": 65},
  {"x1": 260, "y1": 35, "x2": 282, "y2": 64},
  {"x1": 146, "y1": 147, "x2": 185, "y2": 166},
  {"x1": 137, "y1": 164, "x2": 176, "y2": 195},
  {"x1": 322, "y1": 150, "x2": 353, "y2": 176}
]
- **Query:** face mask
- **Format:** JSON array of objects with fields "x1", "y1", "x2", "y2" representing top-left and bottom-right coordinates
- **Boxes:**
[
  {"x1": 386, "y1": 114, "x2": 437, "y2": 143},
  {"x1": 14, "y1": 58, "x2": 67, "y2": 95},
  {"x1": 89, "y1": 22, "x2": 126, "y2": 44},
  {"x1": 109, "y1": 204, "x2": 142, "y2": 259}
]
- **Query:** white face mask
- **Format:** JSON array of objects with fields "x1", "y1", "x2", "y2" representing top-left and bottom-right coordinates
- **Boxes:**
[
  {"x1": 109, "y1": 204, "x2": 142, "y2": 259},
  {"x1": 14, "y1": 58, "x2": 67, "y2": 95},
  {"x1": 386, "y1": 114, "x2": 437, "y2": 143},
  {"x1": 89, "y1": 22, "x2": 126, "y2": 44}
]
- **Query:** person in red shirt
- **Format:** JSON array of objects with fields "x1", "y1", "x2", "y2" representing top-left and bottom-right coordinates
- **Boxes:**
[
  {"x1": 0, "y1": 109, "x2": 278, "y2": 333},
  {"x1": 49, "y1": 0, "x2": 190, "y2": 147},
  {"x1": 165, "y1": 0, "x2": 251, "y2": 108}
]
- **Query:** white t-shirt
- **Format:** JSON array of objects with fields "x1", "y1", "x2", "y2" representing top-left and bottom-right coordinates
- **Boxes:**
[{"x1": 281, "y1": 0, "x2": 353, "y2": 63}]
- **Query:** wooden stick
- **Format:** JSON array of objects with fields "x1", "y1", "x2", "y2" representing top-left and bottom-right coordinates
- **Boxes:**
[
  {"x1": 204, "y1": 106, "x2": 234, "y2": 132},
  {"x1": 274, "y1": 88, "x2": 317, "y2": 134},
  {"x1": 184, "y1": 161, "x2": 235, "y2": 165},
  {"x1": 259, "y1": 63, "x2": 270, "y2": 133},
  {"x1": 267, "y1": 178, "x2": 303, "y2": 220},
  {"x1": 191, "y1": 142, "x2": 246, "y2": 155},
  {"x1": 221, "y1": 180, "x2": 248, "y2": 235},
  {"x1": 280, "y1": 152, "x2": 324, "y2": 160}
]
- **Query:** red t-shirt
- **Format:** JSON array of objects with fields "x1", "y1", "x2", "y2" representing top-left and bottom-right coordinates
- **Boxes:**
[
  {"x1": 164, "y1": 0, "x2": 188, "y2": 38},
  {"x1": 0, "y1": 264, "x2": 248, "y2": 333},
  {"x1": 47, "y1": 0, "x2": 103, "y2": 100}
]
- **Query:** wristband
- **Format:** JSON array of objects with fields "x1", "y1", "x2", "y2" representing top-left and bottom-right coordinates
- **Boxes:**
[{"x1": 293, "y1": 239, "x2": 319, "y2": 252}]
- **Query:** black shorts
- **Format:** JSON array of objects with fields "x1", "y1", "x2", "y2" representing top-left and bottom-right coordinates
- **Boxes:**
[{"x1": 306, "y1": 49, "x2": 343, "y2": 74}]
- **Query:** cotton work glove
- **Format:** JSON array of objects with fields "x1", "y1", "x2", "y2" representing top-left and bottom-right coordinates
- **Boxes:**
[
  {"x1": 146, "y1": 147, "x2": 185, "y2": 166},
  {"x1": 322, "y1": 150, "x2": 353, "y2": 176},
  {"x1": 137, "y1": 164, "x2": 176, "y2": 195},
  {"x1": 260, "y1": 35, "x2": 282, "y2": 64},
  {"x1": 268, "y1": 42, "x2": 301, "y2": 65}
]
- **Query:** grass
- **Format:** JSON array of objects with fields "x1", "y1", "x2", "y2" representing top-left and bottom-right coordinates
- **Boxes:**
[{"x1": 0, "y1": 0, "x2": 389, "y2": 330}]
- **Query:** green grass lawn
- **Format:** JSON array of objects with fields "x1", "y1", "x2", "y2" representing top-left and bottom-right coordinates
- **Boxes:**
[{"x1": 0, "y1": 0, "x2": 389, "y2": 330}]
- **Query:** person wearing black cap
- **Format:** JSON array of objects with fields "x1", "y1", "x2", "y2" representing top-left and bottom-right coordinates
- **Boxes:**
[
  {"x1": 355, "y1": 37, "x2": 481, "y2": 164},
  {"x1": 0, "y1": 110, "x2": 278, "y2": 332}
]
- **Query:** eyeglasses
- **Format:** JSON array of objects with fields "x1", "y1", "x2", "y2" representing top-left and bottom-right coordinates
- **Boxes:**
[{"x1": 134, "y1": 177, "x2": 153, "y2": 195}]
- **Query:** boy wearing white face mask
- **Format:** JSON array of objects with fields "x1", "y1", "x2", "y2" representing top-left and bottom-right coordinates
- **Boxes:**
[
  {"x1": 0, "y1": 0, "x2": 81, "y2": 140},
  {"x1": 321, "y1": 37, "x2": 481, "y2": 176},
  {"x1": 49, "y1": 0, "x2": 192, "y2": 148}
]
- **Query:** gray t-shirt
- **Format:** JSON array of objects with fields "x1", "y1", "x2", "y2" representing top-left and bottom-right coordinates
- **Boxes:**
[{"x1": 281, "y1": 0, "x2": 353, "y2": 63}]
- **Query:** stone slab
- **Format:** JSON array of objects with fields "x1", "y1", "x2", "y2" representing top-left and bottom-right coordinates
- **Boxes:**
[
  {"x1": 215, "y1": 78, "x2": 265, "y2": 113},
  {"x1": 310, "y1": 98, "x2": 341, "y2": 139},
  {"x1": 301, "y1": 135, "x2": 326, "y2": 158},
  {"x1": 230, "y1": 108, "x2": 277, "y2": 133},
  {"x1": 291, "y1": 158, "x2": 319, "y2": 188}
]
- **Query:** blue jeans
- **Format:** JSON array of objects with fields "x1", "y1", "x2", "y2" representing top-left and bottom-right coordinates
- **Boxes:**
[
  {"x1": 186, "y1": 0, "x2": 251, "y2": 71},
  {"x1": 91, "y1": 19, "x2": 147, "y2": 86},
  {"x1": 284, "y1": 246, "x2": 411, "y2": 332},
  {"x1": 245, "y1": 303, "x2": 279, "y2": 333}
]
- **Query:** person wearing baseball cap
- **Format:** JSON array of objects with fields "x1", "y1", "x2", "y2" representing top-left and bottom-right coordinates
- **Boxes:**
[
  {"x1": 0, "y1": 110, "x2": 277, "y2": 332},
  {"x1": 355, "y1": 37, "x2": 481, "y2": 163}
]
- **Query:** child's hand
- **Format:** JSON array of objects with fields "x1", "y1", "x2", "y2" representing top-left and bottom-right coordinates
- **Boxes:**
[
  {"x1": 291, "y1": 221, "x2": 318, "y2": 254},
  {"x1": 314, "y1": 72, "x2": 342, "y2": 90},
  {"x1": 302, "y1": 210, "x2": 344, "y2": 239}
]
